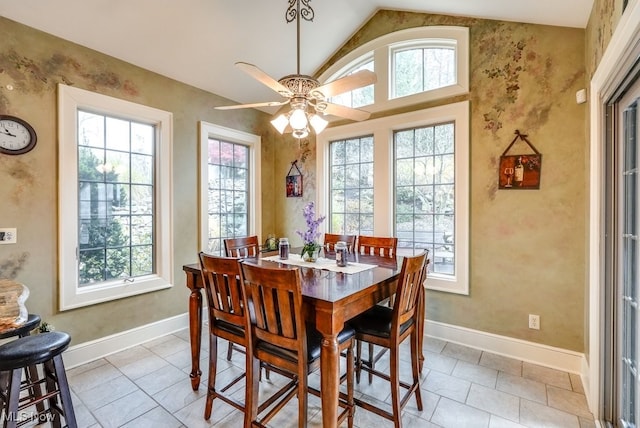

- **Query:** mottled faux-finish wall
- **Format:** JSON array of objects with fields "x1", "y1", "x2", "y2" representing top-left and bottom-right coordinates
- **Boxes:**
[
  {"x1": 281, "y1": 10, "x2": 587, "y2": 352},
  {"x1": 0, "y1": 16, "x2": 276, "y2": 344},
  {"x1": 586, "y1": 0, "x2": 625, "y2": 80}
]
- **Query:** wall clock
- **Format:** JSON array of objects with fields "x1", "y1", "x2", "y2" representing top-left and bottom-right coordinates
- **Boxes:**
[{"x1": 0, "y1": 115, "x2": 37, "y2": 155}]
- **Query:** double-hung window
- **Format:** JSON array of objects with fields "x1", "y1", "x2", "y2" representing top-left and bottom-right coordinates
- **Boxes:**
[
  {"x1": 328, "y1": 135, "x2": 375, "y2": 234},
  {"x1": 58, "y1": 84, "x2": 173, "y2": 310},
  {"x1": 198, "y1": 122, "x2": 261, "y2": 255}
]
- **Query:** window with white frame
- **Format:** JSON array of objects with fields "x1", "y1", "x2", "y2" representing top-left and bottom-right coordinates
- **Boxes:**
[
  {"x1": 58, "y1": 84, "x2": 173, "y2": 310},
  {"x1": 328, "y1": 135, "x2": 375, "y2": 234},
  {"x1": 318, "y1": 26, "x2": 469, "y2": 294},
  {"x1": 391, "y1": 40, "x2": 456, "y2": 99},
  {"x1": 395, "y1": 122, "x2": 456, "y2": 276},
  {"x1": 319, "y1": 26, "x2": 468, "y2": 114},
  {"x1": 198, "y1": 122, "x2": 261, "y2": 255},
  {"x1": 317, "y1": 102, "x2": 469, "y2": 294}
]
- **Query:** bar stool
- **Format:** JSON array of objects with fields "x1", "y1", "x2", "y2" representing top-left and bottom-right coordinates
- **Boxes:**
[
  {"x1": 0, "y1": 331, "x2": 77, "y2": 428},
  {"x1": 0, "y1": 314, "x2": 44, "y2": 418},
  {"x1": 0, "y1": 314, "x2": 41, "y2": 341}
]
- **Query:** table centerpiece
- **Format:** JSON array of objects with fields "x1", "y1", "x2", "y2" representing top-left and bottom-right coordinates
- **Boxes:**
[{"x1": 297, "y1": 201, "x2": 325, "y2": 262}]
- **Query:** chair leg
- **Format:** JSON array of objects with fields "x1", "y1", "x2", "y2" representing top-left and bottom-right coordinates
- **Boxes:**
[
  {"x1": 226, "y1": 341, "x2": 233, "y2": 361},
  {"x1": 346, "y1": 342, "x2": 355, "y2": 428},
  {"x1": 368, "y1": 343, "x2": 374, "y2": 384},
  {"x1": 417, "y1": 288, "x2": 425, "y2": 374},
  {"x1": 204, "y1": 334, "x2": 218, "y2": 420},
  {"x1": 389, "y1": 346, "x2": 402, "y2": 428},
  {"x1": 298, "y1": 366, "x2": 308, "y2": 428},
  {"x1": 244, "y1": 354, "x2": 260, "y2": 428},
  {"x1": 355, "y1": 340, "x2": 362, "y2": 384},
  {"x1": 410, "y1": 331, "x2": 423, "y2": 411}
]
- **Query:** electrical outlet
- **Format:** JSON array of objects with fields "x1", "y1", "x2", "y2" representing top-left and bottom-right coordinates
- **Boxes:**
[
  {"x1": 0, "y1": 228, "x2": 17, "y2": 244},
  {"x1": 529, "y1": 314, "x2": 540, "y2": 330}
]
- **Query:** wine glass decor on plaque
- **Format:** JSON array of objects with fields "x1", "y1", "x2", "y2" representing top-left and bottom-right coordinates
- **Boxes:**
[
  {"x1": 498, "y1": 130, "x2": 542, "y2": 190},
  {"x1": 286, "y1": 160, "x2": 303, "y2": 197}
]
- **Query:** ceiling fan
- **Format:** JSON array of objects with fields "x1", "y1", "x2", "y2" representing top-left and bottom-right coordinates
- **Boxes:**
[{"x1": 215, "y1": 0, "x2": 377, "y2": 139}]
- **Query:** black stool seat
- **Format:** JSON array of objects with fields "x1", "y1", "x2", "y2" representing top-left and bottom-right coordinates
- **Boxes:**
[
  {"x1": 0, "y1": 332, "x2": 70, "y2": 370},
  {"x1": 0, "y1": 331, "x2": 76, "y2": 428},
  {"x1": 0, "y1": 314, "x2": 41, "y2": 340}
]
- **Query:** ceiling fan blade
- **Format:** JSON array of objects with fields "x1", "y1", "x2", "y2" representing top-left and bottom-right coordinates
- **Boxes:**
[
  {"x1": 322, "y1": 102, "x2": 371, "y2": 121},
  {"x1": 311, "y1": 70, "x2": 377, "y2": 99},
  {"x1": 215, "y1": 100, "x2": 290, "y2": 110},
  {"x1": 235, "y1": 62, "x2": 293, "y2": 97}
]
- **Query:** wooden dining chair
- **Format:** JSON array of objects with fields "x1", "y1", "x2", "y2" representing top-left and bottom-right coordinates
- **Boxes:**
[
  {"x1": 239, "y1": 262, "x2": 355, "y2": 428},
  {"x1": 349, "y1": 252, "x2": 427, "y2": 428},
  {"x1": 323, "y1": 233, "x2": 357, "y2": 253},
  {"x1": 198, "y1": 252, "x2": 269, "y2": 423},
  {"x1": 357, "y1": 235, "x2": 398, "y2": 258},
  {"x1": 222, "y1": 235, "x2": 260, "y2": 362},
  {"x1": 355, "y1": 235, "x2": 399, "y2": 377},
  {"x1": 223, "y1": 235, "x2": 261, "y2": 258}
]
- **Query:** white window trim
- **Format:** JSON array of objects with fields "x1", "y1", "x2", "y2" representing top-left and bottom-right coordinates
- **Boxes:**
[
  {"x1": 318, "y1": 26, "x2": 469, "y2": 115},
  {"x1": 317, "y1": 101, "x2": 469, "y2": 294},
  {"x1": 58, "y1": 84, "x2": 174, "y2": 310},
  {"x1": 198, "y1": 122, "x2": 262, "y2": 252}
]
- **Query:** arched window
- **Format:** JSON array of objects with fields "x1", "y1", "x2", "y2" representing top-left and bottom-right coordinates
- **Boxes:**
[
  {"x1": 390, "y1": 39, "x2": 457, "y2": 98},
  {"x1": 320, "y1": 26, "x2": 468, "y2": 113}
]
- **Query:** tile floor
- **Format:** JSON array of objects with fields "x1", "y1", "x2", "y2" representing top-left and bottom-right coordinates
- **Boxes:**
[{"x1": 58, "y1": 326, "x2": 596, "y2": 427}]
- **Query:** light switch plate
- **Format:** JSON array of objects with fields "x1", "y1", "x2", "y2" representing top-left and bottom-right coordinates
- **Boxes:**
[{"x1": 0, "y1": 228, "x2": 17, "y2": 244}]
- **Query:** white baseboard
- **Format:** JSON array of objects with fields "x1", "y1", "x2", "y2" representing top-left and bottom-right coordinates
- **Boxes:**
[
  {"x1": 62, "y1": 313, "x2": 191, "y2": 369},
  {"x1": 62, "y1": 315, "x2": 586, "y2": 380},
  {"x1": 425, "y1": 320, "x2": 586, "y2": 375}
]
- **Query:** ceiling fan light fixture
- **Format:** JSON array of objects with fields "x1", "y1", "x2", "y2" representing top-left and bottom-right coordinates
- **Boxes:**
[
  {"x1": 292, "y1": 127, "x2": 309, "y2": 139},
  {"x1": 271, "y1": 114, "x2": 289, "y2": 134},
  {"x1": 289, "y1": 107, "x2": 308, "y2": 130},
  {"x1": 217, "y1": 0, "x2": 375, "y2": 141},
  {"x1": 309, "y1": 113, "x2": 328, "y2": 134}
]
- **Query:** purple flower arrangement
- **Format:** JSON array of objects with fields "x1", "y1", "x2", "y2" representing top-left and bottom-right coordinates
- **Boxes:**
[{"x1": 296, "y1": 202, "x2": 325, "y2": 260}]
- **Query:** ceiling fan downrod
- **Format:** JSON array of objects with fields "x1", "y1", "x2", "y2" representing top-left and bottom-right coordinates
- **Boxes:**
[{"x1": 286, "y1": 0, "x2": 314, "y2": 75}]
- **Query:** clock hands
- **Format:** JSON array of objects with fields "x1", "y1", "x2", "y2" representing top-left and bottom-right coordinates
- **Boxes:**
[{"x1": 1, "y1": 127, "x2": 16, "y2": 137}]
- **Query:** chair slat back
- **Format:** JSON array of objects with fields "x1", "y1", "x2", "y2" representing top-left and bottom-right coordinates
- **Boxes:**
[
  {"x1": 323, "y1": 233, "x2": 357, "y2": 253},
  {"x1": 224, "y1": 236, "x2": 260, "y2": 258},
  {"x1": 240, "y1": 263, "x2": 305, "y2": 354},
  {"x1": 198, "y1": 252, "x2": 246, "y2": 327},
  {"x1": 393, "y1": 252, "x2": 428, "y2": 330},
  {"x1": 357, "y1": 236, "x2": 398, "y2": 258}
]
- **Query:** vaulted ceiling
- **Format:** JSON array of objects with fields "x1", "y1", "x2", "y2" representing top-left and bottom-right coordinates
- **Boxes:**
[{"x1": 0, "y1": 0, "x2": 594, "y2": 112}]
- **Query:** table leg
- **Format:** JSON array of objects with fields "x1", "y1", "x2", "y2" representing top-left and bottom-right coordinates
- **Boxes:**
[
  {"x1": 320, "y1": 334, "x2": 340, "y2": 428},
  {"x1": 188, "y1": 285, "x2": 203, "y2": 390}
]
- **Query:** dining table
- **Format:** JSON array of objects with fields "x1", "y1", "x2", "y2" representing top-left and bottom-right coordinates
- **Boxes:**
[{"x1": 182, "y1": 250, "x2": 416, "y2": 428}]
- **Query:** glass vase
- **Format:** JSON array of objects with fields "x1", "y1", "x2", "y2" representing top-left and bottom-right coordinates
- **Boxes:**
[{"x1": 302, "y1": 247, "x2": 320, "y2": 262}]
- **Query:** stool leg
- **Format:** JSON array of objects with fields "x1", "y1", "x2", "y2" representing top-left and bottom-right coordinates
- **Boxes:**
[
  {"x1": 44, "y1": 360, "x2": 62, "y2": 428},
  {"x1": 18, "y1": 327, "x2": 46, "y2": 418},
  {"x1": 51, "y1": 356, "x2": 77, "y2": 428},
  {"x1": 4, "y1": 369, "x2": 22, "y2": 428},
  {"x1": 0, "y1": 371, "x2": 8, "y2": 418},
  {"x1": 24, "y1": 365, "x2": 46, "y2": 416}
]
